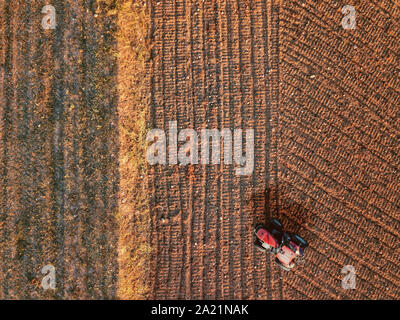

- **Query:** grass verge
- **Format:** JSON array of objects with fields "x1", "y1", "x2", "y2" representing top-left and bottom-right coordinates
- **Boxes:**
[{"x1": 100, "y1": 0, "x2": 152, "y2": 299}]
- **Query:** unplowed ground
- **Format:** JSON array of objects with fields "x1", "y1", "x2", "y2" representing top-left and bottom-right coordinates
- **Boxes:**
[
  {"x1": 0, "y1": 1, "x2": 119, "y2": 299},
  {"x1": 148, "y1": 0, "x2": 400, "y2": 299}
]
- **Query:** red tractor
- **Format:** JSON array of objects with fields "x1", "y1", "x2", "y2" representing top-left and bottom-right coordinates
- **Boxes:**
[{"x1": 254, "y1": 219, "x2": 308, "y2": 271}]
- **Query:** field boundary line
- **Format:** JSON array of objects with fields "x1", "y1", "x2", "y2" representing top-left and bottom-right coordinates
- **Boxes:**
[{"x1": 114, "y1": 0, "x2": 152, "y2": 300}]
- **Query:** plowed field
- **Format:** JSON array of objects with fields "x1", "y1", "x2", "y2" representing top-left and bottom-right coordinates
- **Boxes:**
[
  {"x1": 0, "y1": 0, "x2": 399, "y2": 300},
  {"x1": 148, "y1": 0, "x2": 400, "y2": 299}
]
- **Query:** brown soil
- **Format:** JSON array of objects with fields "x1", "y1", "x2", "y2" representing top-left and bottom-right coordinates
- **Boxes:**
[
  {"x1": 148, "y1": 0, "x2": 400, "y2": 299},
  {"x1": 278, "y1": 0, "x2": 400, "y2": 299},
  {"x1": 0, "y1": 0, "x2": 119, "y2": 299},
  {"x1": 0, "y1": 0, "x2": 398, "y2": 300}
]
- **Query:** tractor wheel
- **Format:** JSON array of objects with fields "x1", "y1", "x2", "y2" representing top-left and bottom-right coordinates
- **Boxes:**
[
  {"x1": 254, "y1": 240, "x2": 266, "y2": 253},
  {"x1": 253, "y1": 223, "x2": 264, "y2": 235},
  {"x1": 292, "y1": 234, "x2": 309, "y2": 249},
  {"x1": 275, "y1": 257, "x2": 292, "y2": 271}
]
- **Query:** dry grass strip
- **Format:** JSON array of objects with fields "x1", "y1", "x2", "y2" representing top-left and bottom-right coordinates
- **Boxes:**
[{"x1": 103, "y1": 0, "x2": 152, "y2": 299}]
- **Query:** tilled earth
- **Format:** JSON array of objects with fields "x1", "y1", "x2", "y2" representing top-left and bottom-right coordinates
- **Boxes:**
[
  {"x1": 148, "y1": 0, "x2": 400, "y2": 299},
  {"x1": 0, "y1": 0, "x2": 399, "y2": 300}
]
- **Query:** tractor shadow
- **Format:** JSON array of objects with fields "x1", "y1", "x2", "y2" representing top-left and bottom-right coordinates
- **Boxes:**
[{"x1": 249, "y1": 185, "x2": 316, "y2": 243}]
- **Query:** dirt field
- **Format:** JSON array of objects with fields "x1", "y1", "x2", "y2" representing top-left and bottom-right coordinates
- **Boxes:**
[
  {"x1": 0, "y1": 0, "x2": 119, "y2": 299},
  {"x1": 277, "y1": 0, "x2": 400, "y2": 299},
  {"x1": 148, "y1": 0, "x2": 400, "y2": 299},
  {"x1": 0, "y1": 0, "x2": 399, "y2": 300}
]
